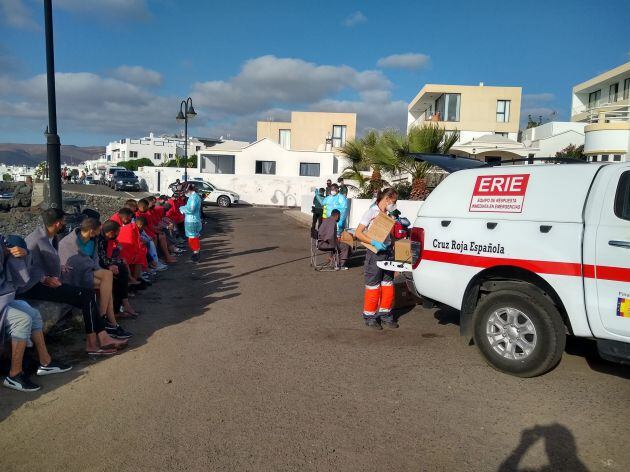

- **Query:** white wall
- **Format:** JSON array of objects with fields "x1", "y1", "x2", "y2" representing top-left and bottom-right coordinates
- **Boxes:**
[
  {"x1": 136, "y1": 166, "x2": 335, "y2": 207},
  {"x1": 300, "y1": 195, "x2": 424, "y2": 228},
  {"x1": 584, "y1": 129, "x2": 630, "y2": 157}
]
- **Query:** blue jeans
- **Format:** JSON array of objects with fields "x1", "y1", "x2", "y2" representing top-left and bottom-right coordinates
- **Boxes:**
[{"x1": 3, "y1": 300, "x2": 43, "y2": 344}]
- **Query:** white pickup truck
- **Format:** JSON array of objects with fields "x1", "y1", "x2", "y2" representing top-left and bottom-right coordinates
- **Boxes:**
[{"x1": 404, "y1": 155, "x2": 630, "y2": 377}]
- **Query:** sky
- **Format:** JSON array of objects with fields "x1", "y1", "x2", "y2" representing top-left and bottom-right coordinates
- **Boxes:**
[{"x1": 0, "y1": 0, "x2": 629, "y2": 146}]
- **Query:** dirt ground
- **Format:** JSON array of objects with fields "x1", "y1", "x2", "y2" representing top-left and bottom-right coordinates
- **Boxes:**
[{"x1": 0, "y1": 207, "x2": 628, "y2": 472}]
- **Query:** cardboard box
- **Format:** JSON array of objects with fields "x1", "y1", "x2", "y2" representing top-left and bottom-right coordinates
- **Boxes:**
[
  {"x1": 394, "y1": 239, "x2": 411, "y2": 262},
  {"x1": 393, "y1": 276, "x2": 419, "y2": 309},
  {"x1": 361, "y1": 212, "x2": 395, "y2": 253},
  {"x1": 340, "y1": 231, "x2": 354, "y2": 246}
]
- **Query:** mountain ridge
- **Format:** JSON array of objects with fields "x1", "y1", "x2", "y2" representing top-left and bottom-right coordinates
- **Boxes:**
[{"x1": 0, "y1": 143, "x2": 104, "y2": 166}]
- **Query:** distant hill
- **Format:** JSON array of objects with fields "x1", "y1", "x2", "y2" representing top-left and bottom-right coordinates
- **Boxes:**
[{"x1": 0, "y1": 143, "x2": 104, "y2": 166}]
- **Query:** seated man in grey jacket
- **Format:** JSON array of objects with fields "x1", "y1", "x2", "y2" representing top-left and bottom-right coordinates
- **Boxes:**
[
  {"x1": 58, "y1": 217, "x2": 132, "y2": 340},
  {"x1": 17, "y1": 208, "x2": 127, "y2": 356},
  {"x1": 1, "y1": 234, "x2": 72, "y2": 392},
  {"x1": 317, "y1": 209, "x2": 351, "y2": 270}
]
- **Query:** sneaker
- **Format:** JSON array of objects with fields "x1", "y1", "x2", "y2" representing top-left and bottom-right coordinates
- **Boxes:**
[
  {"x1": 37, "y1": 360, "x2": 73, "y2": 376},
  {"x1": 337, "y1": 266, "x2": 349, "y2": 271},
  {"x1": 155, "y1": 262, "x2": 168, "y2": 271},
  {"x1": 105, "y1": 323, "x2": 133, "y2": 339},
  {"x1": 191, "y1": 252, "x2": 200, "y2": 263},
  {"x1": 365, "y1": 318, "x2": 382, "y2": 330},
  {"x1": 3, "y1": 372, "x2": 40, "y2": 392},
  {"x1": 140, "y1": 276, "x2": 153, "y2": 285},
  {"x1": 173, "y1": 247, "x2": 186, "y2": 254}
]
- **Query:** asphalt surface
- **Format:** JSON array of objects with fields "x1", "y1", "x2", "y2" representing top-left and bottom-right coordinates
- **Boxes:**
[
  {"x1": 63, "y1": 182, "x2": 153, "y2": 198},
  {"x1": 0, "y1": 207, "x2": 628, "y2": 471}
]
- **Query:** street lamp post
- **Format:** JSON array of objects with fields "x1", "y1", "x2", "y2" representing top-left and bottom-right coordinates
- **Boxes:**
[
  {"x1": 176, "y1": 97, "x2": 196, "y2": 182},
  {"x1": 44, "y1": 0, "x2": 62, "y2": 209}
]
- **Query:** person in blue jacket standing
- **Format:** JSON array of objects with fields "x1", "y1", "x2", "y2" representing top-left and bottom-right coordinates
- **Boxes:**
[
  {"x1": 322, "y1": 183, "x2": 348, "y2": 236},
  {"x1": 179, "y1": 183, "x2": 202, "y2": 262}
]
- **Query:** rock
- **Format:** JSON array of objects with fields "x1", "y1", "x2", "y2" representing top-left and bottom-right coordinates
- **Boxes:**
[{"x1": 24, "y1": 299, "x2": 75, "y2": 333}]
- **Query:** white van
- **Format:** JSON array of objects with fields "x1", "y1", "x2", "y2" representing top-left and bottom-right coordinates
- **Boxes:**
[{"x1": 404, "y1": 156, "x2": 630, "y2": 377}]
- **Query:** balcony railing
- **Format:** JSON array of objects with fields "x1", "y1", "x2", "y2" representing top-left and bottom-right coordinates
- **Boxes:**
[
  {"x1": 584, "y1": 105, "x2": 630, "y2": 124},
  {"x1": 572, "y1": 93, "x2": 630, "y2": 116}
]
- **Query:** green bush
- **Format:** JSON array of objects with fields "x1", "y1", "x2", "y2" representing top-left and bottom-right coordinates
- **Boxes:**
[
  {"x1": 119, "y1": 158, "x2": 155, "y2": 171},
  {"x1": 2, "y1": 173, "x2": 12, "y2": 181}
]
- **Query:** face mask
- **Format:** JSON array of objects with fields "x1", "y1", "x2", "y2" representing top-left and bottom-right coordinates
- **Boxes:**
[
  {"x1": 386, "y1": 203, "x2": 397, "y2": 212},
  {"x1": 330, "y1": 191, "x2": 338, "y2": 196}
]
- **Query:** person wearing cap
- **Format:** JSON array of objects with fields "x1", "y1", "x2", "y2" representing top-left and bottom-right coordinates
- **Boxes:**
[
  {"x1": 0, "y1": 234, "x2": 72, "y2": 392},
  {"x1": 179, "y1": 183, "x2": 202, "y2": 262},
  {"x1": 17, "y1": 208, "x2": 127, "y2": 355}
]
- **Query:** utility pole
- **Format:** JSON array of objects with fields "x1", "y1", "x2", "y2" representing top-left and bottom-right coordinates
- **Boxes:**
[{"x1": 44, "y1": 0, "x2": 62, "y2": 208}]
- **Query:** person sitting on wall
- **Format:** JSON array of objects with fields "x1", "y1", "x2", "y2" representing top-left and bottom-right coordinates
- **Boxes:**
[
  {"x1": 110, "y1": 207, "x2": 148, "y2": 289},
  {"x1": 0, "y1": 234, "x2": 72, "y2": 392},
  {"x1": 97, "y1": 220, "x2": 139, "y2": 318},
  {"x1": 58, "y1": 217, "x2": 133, "y2": 340},
  {"x1": 17, "y1": 208, "x2": 127, "y2": 356},
  {"x1": 317, "y1": 209, "x2": 351, "y2": 270}
]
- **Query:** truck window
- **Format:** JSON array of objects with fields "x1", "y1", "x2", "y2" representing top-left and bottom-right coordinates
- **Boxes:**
[{"x1": 614, "y1": 171, "x2": 630, "y2": 220}]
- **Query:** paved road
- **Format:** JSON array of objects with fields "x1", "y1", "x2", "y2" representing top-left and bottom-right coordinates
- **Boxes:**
[
  {"x1": 63, "y1": 182, "x2": 153, "y2": 198},
  {"x1": 0, "y1": 207, "x2": 628, "y2": 471}
]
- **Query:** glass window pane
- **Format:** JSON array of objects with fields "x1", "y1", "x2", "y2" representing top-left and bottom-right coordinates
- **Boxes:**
[
  {"x1": 446, "y1": 94, "x2": 460, "y2": 121},
  {"x1": 256, "y1": 161, "x2": 276, "y2": 175},
  {"x1": 614, "y1": 171, "x2": 630, "y2": 220},
  {"x1": 299, "y1": 163, "x2": 320, "y2": 177}
]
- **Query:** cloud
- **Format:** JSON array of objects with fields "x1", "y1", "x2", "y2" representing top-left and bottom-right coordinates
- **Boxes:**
[
  {"x1": 0, "y1": 0, "x2": 38, "y2": 30},
  {"x1": 520, "y1": 93, "x2": 560, "y2": 124},
  {"x1": 110, "y1": 65, "x2": 163, "y2": 87},
  {"x1": 0, "y1": 43, "x2": 22, "y2": 75},
  {"x1": 343, "y1": 11, "x2": 367, "y2": 27},
  {"x1": 0, "y1": 0, "x2": 149, "y2": 30},
  {"x1": 377, "y1": 53, "x2": 431, "y2": 70},
  {"x1": 0, "y1": 72, "x2": 175, "y2": 136},
  {"x1": 55, "y1": 0, "x2": 150, "y2": 20},
  {"x1": 191, "y1": 55, "x2": 391, "y2": 116},
  {"x1": 522, "y1": 93, "x2": 555, "y2": 105},
  {"x1": 0, "y1": 55, "x2": 407, "y2": 145}
]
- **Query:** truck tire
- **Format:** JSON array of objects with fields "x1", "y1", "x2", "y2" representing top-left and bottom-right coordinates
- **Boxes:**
[
  {"x1": 472, "y1": 285, "x2": 565, "y2": 377},
  {"x1": 217, "y1": 196, "x2": 231, "y2": 207}
]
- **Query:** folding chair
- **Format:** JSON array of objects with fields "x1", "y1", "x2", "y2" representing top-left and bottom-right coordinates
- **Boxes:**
[{"x1": 309, "y1": 229, "x2": 340, "y2": 271}]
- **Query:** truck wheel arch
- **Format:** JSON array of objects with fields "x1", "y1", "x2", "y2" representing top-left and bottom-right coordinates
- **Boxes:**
[{"x1": 459, "y1": 266, "x2": 572, "y2": 343}]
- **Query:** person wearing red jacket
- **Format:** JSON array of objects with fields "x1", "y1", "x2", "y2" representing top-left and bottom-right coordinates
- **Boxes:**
[{"x1": 110, "y1": 208, "x2": 147, "y2": 285}]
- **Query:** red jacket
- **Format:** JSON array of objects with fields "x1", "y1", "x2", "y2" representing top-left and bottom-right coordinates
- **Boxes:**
[
  {"x1": 110, "y1": 213, "x2": 147, "y2": 266},
  {"x1": 167, "y1": 198, "x2": 185, "y2": 224},
  {"x1": 136, "y1": 210, "x2": 156, "y2": 238}
]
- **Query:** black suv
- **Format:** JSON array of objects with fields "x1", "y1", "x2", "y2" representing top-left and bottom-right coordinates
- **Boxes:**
[{"x1": 112, "y1": 170, "x2": 140, "y2": 191}]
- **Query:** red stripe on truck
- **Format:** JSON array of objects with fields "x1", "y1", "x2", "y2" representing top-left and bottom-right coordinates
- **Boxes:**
[{"x1": 421, "y1": 250, "x2": 630, "y2": 282}]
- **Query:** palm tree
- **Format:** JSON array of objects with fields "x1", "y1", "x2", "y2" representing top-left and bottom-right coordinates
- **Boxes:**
[
  {"x1": 340, "y1": 130, "x2": 387, "y2": 197},
  {"x1": 375, "y1": 123, "x2": 459, "y2": 200}
]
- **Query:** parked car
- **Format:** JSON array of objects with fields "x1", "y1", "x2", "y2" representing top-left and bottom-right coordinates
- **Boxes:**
[
  {"x1": 111, "y1": 170, "x2": 141, "y2": 191},
  {"x1": 395, "y1": 155, "x2": 630, "y2": 377},
  {"x1": 181, "y1": 179, "x2": 239, "y2": 207},
  {"x1": 84, "y1": 175, "x2": 95, "y2": 185},
  {"x1": 105, "y1": 166, "x2": 126, "y2": 188}
]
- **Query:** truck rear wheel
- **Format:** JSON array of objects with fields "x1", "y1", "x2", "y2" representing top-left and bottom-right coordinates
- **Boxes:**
[{"x1": 472, "y1": 286, "x2": 565, "y2": 377}]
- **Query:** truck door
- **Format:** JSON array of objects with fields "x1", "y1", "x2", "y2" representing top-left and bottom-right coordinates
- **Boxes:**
[{"x1": 594, "y1": 168, "x2": 630, "y2": 338}]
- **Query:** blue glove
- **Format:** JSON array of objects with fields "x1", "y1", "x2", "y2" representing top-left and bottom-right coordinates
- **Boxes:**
[{"x1": 371, "y1": 240, "x2": 389, "y2": 252}]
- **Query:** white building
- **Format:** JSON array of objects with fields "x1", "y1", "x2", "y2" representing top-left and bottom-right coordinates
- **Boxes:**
[
  {"x1": 571, "y1": 61, "x2": 630, "y2": 163},
  {"x1": 104, "y1": 133, "x2": 210, "y2": 166},
  {"x1": 521, "y1": 122, "x2": 586, "y2": 157},
  {"x1": 136, "y1": 138, "x2": 344, "y2": 206}
]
